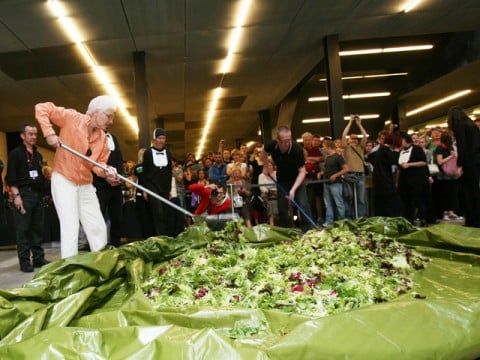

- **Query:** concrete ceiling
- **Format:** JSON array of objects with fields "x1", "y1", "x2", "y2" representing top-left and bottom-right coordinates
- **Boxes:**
[{"x1": 0, "y1": 0, "x2": 479, "y2": 161}]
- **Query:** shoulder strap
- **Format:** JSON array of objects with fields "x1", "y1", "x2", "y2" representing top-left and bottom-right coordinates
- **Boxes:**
[{"x1": 350, "y1": 145, "x2": 364, "y2": 162}]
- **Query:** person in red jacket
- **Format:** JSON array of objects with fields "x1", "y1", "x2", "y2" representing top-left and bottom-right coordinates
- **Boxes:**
[{"x1": 188, "y1": 182, "x2": 231, "y2": 215}]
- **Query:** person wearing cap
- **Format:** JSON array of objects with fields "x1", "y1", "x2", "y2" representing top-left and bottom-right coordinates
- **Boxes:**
[
  {"x1": 35, "y1": 95, "x2": 119, "y2": 258},
  {"x1": 142, "y1": 128, "x2": 173, "y2": 236},
  {"x1": 341, "y1": 114, "x2": 369, "y2": 218}
]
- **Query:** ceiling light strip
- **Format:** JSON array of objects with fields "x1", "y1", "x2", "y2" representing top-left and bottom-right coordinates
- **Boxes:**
[
  {"x1": 309, "y1": 92, "x2": 390, "y2": 102},
  {"x1": 47, "y1": 0, "x2": 138, "y2": 133},
  {"x1": 339, "y1": 45, "x2": 433, "y2": 56},
  {"x1": 406, "y1": 89, "x2": 472, "y2": 116},
  {"x1": 196, "y1": 0, "x2": 252, "y2": 159},
  {"x1": 302, "y1": 114, "x2": 380, "y2": 123},
  {"x1": 319, "y1": 72, "x2": 408, "y2": 81}
]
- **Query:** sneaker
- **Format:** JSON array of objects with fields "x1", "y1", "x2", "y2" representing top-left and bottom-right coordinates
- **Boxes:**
[
  {"x1": 442, "y1": 214, "x2": 450, "y2": 221},
  {"x1": 449, "y1": 214, "x2": 464, "y2": 220}
]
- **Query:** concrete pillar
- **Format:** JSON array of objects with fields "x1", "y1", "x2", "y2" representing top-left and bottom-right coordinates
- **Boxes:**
[
  {"x1": 259, "y1": 109, "x2": 272, "y2": 144},
  {"x1": 323, "y1": 35, "x2": 345, "y2": 140},
  {"x1": 133, "y1": 51, "x2": 150, "y2": 149}
]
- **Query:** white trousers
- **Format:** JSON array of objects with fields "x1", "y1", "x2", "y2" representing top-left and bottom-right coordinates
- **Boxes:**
[{"x1": 51, "y1": 172, "x2": 107, "y2": 258}]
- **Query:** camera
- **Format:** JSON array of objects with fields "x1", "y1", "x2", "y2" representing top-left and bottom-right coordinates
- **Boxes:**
[
  {"x1": 210, "y1": 188, "x2": 219, "y2": 197},
  {"x1": 354, "y1": 114, "x2": 360, "y2": 120}
]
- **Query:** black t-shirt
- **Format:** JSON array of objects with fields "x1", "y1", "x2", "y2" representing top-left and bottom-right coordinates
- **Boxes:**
[
  {"x1": 6, "y1": 144, "x2": 44, "y2": 189},
  {"x1": 323, "y1": 153, "x2": 345, "y2": 182},
  {"x1": 265, "y1": 140, "x2": 305, "y2": 185}
]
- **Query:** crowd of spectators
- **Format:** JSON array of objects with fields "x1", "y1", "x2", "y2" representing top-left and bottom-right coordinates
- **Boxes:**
[
  {"x1": 116, "y1": 113, "x2": 477, "y2": 235},
  {"x1": 2, "y1": 110, "x2": 479, "y2": 250}
]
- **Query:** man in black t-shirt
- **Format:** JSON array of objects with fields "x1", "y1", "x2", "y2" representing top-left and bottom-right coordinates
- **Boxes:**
[
  {"x1": 322, "y1": 140, "x2": 349, "y2": 226},
  {"x1": 6, "y1": 124, "x2": 49, "y2": 272},
  {"x1": 261, "y1": 126, "x2": 313, "y2": 231}
]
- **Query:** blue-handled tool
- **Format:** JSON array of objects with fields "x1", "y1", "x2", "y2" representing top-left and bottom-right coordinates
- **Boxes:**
[{"x1": 266, "y1": 174, "x2": 319, "y2": 230}]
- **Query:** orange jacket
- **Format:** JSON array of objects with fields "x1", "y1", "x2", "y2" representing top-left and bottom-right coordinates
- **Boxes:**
[{"x1": 35, "y1": 102, "x2": 110, "y2": 185}]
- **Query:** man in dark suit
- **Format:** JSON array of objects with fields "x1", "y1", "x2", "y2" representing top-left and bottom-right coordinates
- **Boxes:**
[{"x1": 93, "y1": 131, "x2": 124, "y2": 247}]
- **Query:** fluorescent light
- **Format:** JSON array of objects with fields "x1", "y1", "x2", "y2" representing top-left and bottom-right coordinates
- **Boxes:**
[
  {"x1": 219, "y1": 0, "x2": 251, "y2": 74},
  {"x1": 403, "y1": 0, "x2": 422, "y2": 13},
  {"x1": 319, "y1": 72, "x2": 408, "y2": 81},
  {"x1": 302, "y1": 114, "x2": 380, "y2": 124},
  {"x1": 384, "y1": 120, "x2": 392, "y2": 125},
  {"x1": 47, "y1": 0, "x2": 138, "y2": 133},
  {"x1": 406, "y1": 89, "x2": 472, "y2": 116},
  {"x1": 339, "y1": 45, "x2": 433, "y2": 56},
  {"x1": 197, "y1": 0, "x2": 252, "y2": 159},
  {"x1": 308, "y1": 92, "x2": 390, "y2": 102},
  {"x1": 308, "y1": 96, "x2": 329, "y2": 102},
  {"x1": 302, "y1": 118, "x2": 330, "y2": 123},
  {"x1": 345, "y1": 92, "x2": 390, "y2": 99}
]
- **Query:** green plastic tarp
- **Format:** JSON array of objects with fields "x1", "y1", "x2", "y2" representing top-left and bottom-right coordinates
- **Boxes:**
[{"x1": 0, "y1": 217, "x2": 479, "y2": 359}]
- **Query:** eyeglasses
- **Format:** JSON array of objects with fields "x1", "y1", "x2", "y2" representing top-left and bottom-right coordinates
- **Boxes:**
[
  {"x1": 103, "y1": 112, "x2": 115, "y2": 120},
  {"x1": 85, "y1": 148, "x2": 92, "y2": 157}
]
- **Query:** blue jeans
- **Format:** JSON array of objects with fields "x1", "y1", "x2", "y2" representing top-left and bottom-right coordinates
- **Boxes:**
[
  {"x1": 345, "y1": 174, "x2": 367, "y2": 218},
  {"x1": 323, "y1": 182, "x2": 345, "y2": 225}
]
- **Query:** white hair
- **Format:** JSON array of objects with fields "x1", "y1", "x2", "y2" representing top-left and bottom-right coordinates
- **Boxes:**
[{"x1": 86, "y1": 95, "x2": 118, "y2": 114}]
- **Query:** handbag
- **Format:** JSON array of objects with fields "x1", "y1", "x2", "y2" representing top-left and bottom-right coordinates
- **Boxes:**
[{"x1": 442, "y1": 156, "x2": 458, "y2": 176}]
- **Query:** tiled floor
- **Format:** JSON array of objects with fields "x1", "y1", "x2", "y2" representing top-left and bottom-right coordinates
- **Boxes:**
[{"x1": 0, "y1": 242, "x2": 61, "y2": 289}]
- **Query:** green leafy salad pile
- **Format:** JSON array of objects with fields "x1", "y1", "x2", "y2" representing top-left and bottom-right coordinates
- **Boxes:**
[{"x1": 142, "y1": 222, "x2": 429, "y2": 317}]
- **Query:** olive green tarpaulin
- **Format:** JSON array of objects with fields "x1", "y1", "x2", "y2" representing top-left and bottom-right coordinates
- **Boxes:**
[{"x1": 0, "y1": 217, "x2": 479, "y2": 359}]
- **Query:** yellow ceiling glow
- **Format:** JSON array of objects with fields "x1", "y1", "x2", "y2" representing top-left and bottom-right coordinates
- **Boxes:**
[
  {"x1": 196, "y1": 0, "x2": 252, "y2": 158},
  {"x1": 47, "y1": 0, "x2": 138, "y2": 134}
]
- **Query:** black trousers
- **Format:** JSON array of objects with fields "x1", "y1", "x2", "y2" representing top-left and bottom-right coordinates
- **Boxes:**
[
  {"x1": 96, "y1": 185, "x2": 123, "y2": 246},
  {"x1": 461, "y1": 163, "x2": 480, "y2": 227},
  {"x1": 148, "y1": 192, "x2": 170, "y2": 236},
  {"x1": 12, "y1": 189, "x2": 45, "y2": 266}
]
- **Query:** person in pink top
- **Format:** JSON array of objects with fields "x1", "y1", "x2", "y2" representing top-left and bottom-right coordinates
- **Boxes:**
[{"x1": 35, "y1": 95, "x2": 119, "y2": 258}]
